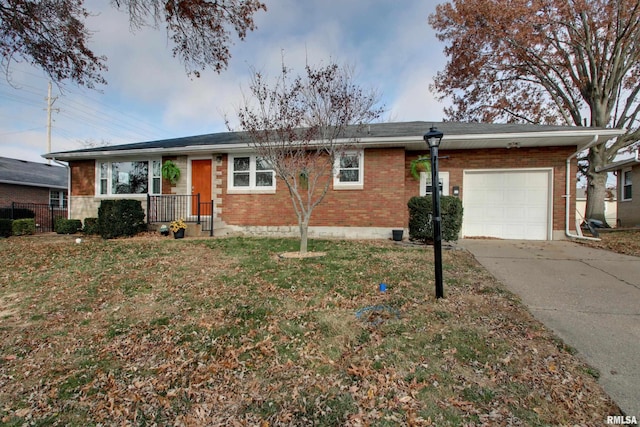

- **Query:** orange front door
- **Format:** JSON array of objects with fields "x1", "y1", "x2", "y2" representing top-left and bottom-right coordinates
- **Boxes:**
[{"x1": 191, "y1": 159, "x2": 212, "y2": 215}]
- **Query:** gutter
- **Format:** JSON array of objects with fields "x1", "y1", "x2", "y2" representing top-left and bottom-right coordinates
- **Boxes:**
[
  {"x1": 565, "y1": 136, "x2": 602, "y2": 241},
  {"x1": 45, "y1": 128, "x2": 625, "y2": 162},
  {"x1": 595, "y1": 148, "x2": 640, "y2": 172},
  {"x1": 0, "y1": 179, "x2": 66, "y2": 189}
]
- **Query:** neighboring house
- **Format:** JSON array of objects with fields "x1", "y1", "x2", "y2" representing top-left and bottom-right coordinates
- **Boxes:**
[
  {"x1": 0, "y1": 157, "x2": 68, "y2": 207},
  {"x1": 0, "y1": 156, "x2": 68, "y2": 232},
  {"x1": 598, "y1": 150, "x2": 640, "y2": 228},
  {"x1": 44, "y1": 121, "x2": 623, "y2": 240},
  {"x1": 575, "y1": 187, "x2": 617, "y2": 227}
]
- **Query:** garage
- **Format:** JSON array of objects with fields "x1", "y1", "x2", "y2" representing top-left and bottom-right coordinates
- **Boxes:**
[{"x1": 462, "y1": 169, "x2": 552, "y2": 240}]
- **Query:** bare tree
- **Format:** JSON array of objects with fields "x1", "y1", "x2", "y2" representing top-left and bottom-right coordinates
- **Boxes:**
[
  {"x1": 233, "y1": 62, "x2": 384, "y2": 253},
  {"x1": 429, "y1": 0, "x2": 640, "y2": 225},
  {"x1": 0, "y1": 0, "x2": 266, "y2": 87},
  {"x1": 78, "y1": 138, "x2": 111, "y2": 148}
]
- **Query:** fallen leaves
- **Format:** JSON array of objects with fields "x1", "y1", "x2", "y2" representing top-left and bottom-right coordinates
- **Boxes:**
[
  {"x1": 0, "y1": 236, "x2": 624, "y2": 425},
  {"x1": 578, "y1": 230, "x2": 640, "y2": 257}
]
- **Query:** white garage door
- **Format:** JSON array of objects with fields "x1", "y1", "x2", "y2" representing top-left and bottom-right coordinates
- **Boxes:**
[{"x1": 462, "y1": 169, "x2": 551, "y2": 240}]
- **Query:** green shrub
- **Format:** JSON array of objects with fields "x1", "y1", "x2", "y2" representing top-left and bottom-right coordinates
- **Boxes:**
[
  {"x1": 98, "y1": 200, "x2": 147, "y2": 239},
  {"x1": 408, "y1": 195, "x2": 463, "y2": 242},
  {"x1": 12, "y1": 218, "x2": 35, "y2": 236},
  {"x1": 0, "y1": 207, "x2": 35, "y2": 219},
  {"x1": 55, "y1": 218, "x2": 82, "y2": 234},
  {"x1": 83, "y1": 217, "x2": 100, "y2": 235},
  {"x1": 0, "y1": 219, "x2": 12, "y2": 237}
]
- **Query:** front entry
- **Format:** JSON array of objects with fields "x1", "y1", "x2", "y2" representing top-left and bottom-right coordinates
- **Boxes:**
[{"x1": 191, "y1": 159, "x2": 212, "y2": 215}]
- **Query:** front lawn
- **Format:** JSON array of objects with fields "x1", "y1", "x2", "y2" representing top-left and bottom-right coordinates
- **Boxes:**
[
  {"x1": 0, "y1": 236, "x2": 621, "y2": 425},
  {"x1": 578, "y1": 229, "x2": 640, "y2": 257}
]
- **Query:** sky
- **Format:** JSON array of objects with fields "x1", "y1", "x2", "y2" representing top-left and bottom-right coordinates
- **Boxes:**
[{"x1": 0, "y1": 0, "x2": 450, "y2": 165}]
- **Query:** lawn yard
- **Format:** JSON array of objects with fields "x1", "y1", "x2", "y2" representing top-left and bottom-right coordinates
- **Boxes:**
[
  {"x1": 577, "y1": 229, "x2": 640, "y2": 257},
  {"x1": 0, "y1": 235, "x2": 622, "y2": 426}
]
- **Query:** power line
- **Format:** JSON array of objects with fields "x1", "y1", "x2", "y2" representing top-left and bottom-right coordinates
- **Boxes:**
[
  {"x1": 56, "y1": 99, "x2": 163, "y2": 139},
  {"x1": 2, "y1": 70, "x2": 185, "y2": 150},
  {"x1": 0, "y1": 127, "x2": 45, "y2": 137}
]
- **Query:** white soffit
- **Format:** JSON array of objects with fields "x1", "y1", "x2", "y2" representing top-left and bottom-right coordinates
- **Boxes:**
[{"x1": 362, "y1": 129, "x2": 624, "y2": 151}]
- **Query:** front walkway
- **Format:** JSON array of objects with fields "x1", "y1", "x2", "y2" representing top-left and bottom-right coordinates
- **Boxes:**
[{"x1": 460, "y1": 239, "x2": 640, "y2": 417}]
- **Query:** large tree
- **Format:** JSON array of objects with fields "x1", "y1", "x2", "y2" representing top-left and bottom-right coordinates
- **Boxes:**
[
  {"x1": 233, "y1": 63, "x2": 383, "y2": 253},
  {"x1": 0, "y1": 0, "x2": 266, "y2": 88},
  {"x1": 429, "y1": 0, "x2": 640, "y2": 224}
]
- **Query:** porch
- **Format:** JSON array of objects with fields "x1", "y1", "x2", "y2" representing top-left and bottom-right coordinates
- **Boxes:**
[{"x1": 146, "y1": 194, "x2": 215, "y2": 237}]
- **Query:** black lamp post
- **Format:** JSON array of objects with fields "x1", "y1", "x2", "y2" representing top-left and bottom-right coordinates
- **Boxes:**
[{"x1": 424, "y1": 127, "x2": 444, "y2": 299}]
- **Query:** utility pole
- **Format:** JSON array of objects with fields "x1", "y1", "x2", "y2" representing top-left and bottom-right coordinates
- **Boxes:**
[{"x1": 45, "y1": 81, "x2": 59, "y2": 164}]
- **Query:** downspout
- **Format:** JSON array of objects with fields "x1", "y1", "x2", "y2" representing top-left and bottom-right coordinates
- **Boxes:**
[
  {"x1": 52, "y1": 158, "x2": 70, "y2": 219},
  {"x1": 565, "y1": 136, "x2": 601, "y2": 241}
]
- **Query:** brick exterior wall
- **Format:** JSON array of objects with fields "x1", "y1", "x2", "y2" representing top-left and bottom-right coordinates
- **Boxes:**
[
  {"x1": 66, "y1": 146, "x2": 578, "y2": 236},
  {"x1": 70, "y1": 160, "x2": 96, "y2": 196},
  {"x1": 0, "y1": 183, "x2": 51, "y2": 205},
  {"x1": 220, "y1": 146, "x2": 576, "y2": 234},
  {"x1": 405, "y1": 146, "x2": 577, "y2": 233},
  {"x1": 220, "y1": 148, "x2": 408, "y2": 228}
]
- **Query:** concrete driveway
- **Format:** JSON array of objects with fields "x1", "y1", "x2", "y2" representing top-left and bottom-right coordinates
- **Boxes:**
[{"x1": 460, "y1": 239, "x2": 640, "y2": 417}]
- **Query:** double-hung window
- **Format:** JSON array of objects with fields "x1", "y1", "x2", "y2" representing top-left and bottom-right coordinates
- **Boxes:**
[
  {"x1": 228, "y1": 155, "x2": 275, "y2": 193},
  {"x1": 97, "y1": 160, "x2": 162, "y2": 196},
  {"x1": 49, "y1": 190, "x2": 67, "y2": 208},
  {"x1": 333, "y1": 150, "x2": 364, "y2": 190},
  {"x1": 622, "y1": 169, "x2": 632, "y2": 201}
]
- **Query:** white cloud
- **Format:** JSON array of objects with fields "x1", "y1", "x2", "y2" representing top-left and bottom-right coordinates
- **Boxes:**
[{"x1": 1, "y1": 0, "x2": 450, "y2": 163}]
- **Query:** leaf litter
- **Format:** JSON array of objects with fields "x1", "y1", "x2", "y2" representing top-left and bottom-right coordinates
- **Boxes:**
[{"x1": 0, "y1": 235, "x2": 624, "y2": 426}]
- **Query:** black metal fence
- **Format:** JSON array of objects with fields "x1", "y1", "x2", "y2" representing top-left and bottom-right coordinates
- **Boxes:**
[
  {"x1": 0, "y1": 202, "x2": 68, "y2": 233},
  {"x1": 147, "y1": 194, "x2": 214, "y2": 237},
  {"x1": 199, "y1": 200, "x2": 214, "y2": 237}
]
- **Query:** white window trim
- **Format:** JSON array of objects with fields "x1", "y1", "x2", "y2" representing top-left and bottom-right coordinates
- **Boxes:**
[
  {"x1": 333, "y1": 150, "x2": 364, "y2": 190},
  {"x1": 621, "y1": 168, "x2": 632, "y2": 201},
  {"x1": 49, "y1": 190, "x2": 68, "y2": 208},
  {"x1": 95, "y1": 159, "x2": 162, "y2": 197},
  {"x1": 227, "y1": 154, "x2": 276, "y2": 194},
  {"x1": 420, "y1": 171, "x2": 449, "y2": 197}
]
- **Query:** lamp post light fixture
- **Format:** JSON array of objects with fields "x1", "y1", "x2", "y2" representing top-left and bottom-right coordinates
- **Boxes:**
[{"x1": 424, "y1": 126, "x2": 444, "y2": 299}]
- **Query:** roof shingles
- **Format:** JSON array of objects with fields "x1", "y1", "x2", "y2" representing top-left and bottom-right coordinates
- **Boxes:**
[{"x1": 0, "y1": 157, "x2": 67, "y2": 189}]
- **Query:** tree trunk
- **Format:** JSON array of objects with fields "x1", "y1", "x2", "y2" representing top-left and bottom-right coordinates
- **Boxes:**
[
  {"x1": 585, "y1": 148, "x2": 609, "y2": 226},
  {"x1": 299, "y1": 220, "x2": 309, "y2": 254}
]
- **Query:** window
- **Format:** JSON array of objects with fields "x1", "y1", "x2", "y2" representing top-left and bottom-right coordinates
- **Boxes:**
[
  {"x1": 49, "y1": 190, "x2": 67, "y2": 208},
  {"x1": 228, "y1": 155, "x2": 275, "y2": 193},
  {"x1": 622, "y1": 169, "x2": 632, "y2": 201},
  {"x1": 420, "y1": 171, "x2": 450, "y2": 197},
  {"x1": 333, "y1": 150, "x2": 364, "y2": 189},
  {"x1": 97, "y1": 160, "x2": 162, "y2": 196},
  {"x1": 99, "y1": 162, "x2": 108, "y2": 195},
  {"x1": 152, "y1": 160, "x2": 162, "y2": 194}
]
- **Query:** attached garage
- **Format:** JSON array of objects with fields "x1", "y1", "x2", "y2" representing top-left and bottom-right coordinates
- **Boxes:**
[{"x1": 462, "y1": 169, "x2": 552, "y2": 240}]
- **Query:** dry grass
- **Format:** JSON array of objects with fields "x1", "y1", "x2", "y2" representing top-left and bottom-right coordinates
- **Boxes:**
[
  {"x1": 0, "y1": 235, "x2": 622, "y2": 426},
  {"x1": 577, "y1": 229, "x2": 640, "y2": 257}
]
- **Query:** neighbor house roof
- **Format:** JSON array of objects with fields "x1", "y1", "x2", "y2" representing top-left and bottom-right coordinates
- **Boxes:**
[
  {"x1": 597, "y1": 149, "x2": 640, "y2": 172},
  {"x1": 44, "y1": 121, "x2": 625, "y2": 161},
  {"x1": 0, "y1": 157, "x2": 67, "y2": 189}
]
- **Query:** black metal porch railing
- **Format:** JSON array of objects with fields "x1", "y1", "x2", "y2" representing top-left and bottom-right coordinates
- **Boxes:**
[
  {"x1": 0, "y1": 202, "x2": 68, "y2": 233},
  {"x1": 147, "y1": 194, "x2": 214, "y2": 237}
]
